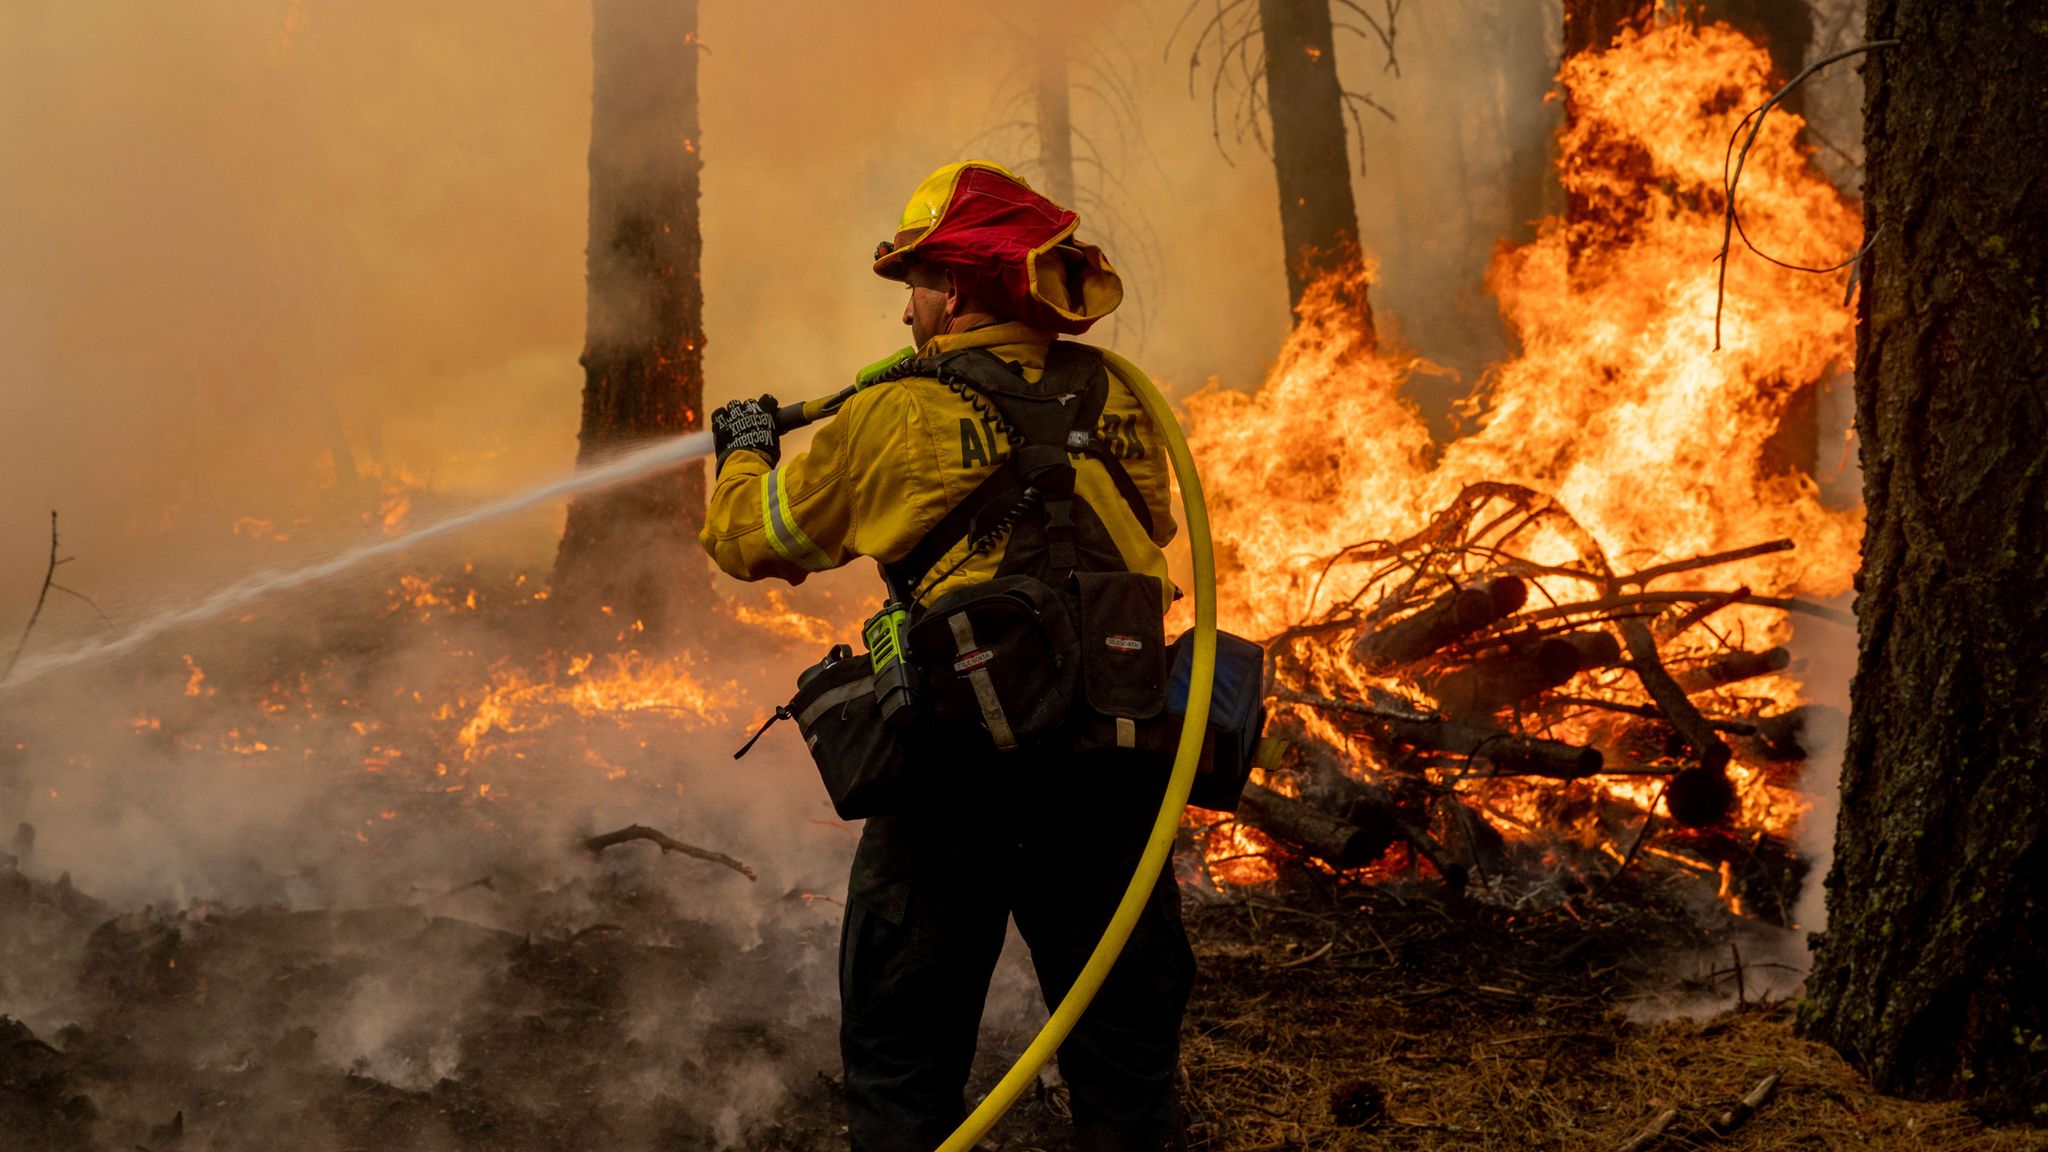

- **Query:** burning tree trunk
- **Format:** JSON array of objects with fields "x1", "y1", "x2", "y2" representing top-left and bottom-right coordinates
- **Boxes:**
[
  {"x1": 1700, "y1": 0, "x2": 1813, "y2": 119},
  {"x1": 1700, "y1": 0, "x2": 1821, "y2": 477},
  {"x1": 1562, "y1": 0, "x2": 1647, "y2": 61},
  {"x1": 1801, "y1": 0, "x2": 2048, "y2": 1117},
  {"x1": 1727, "y1": 0, "x2": 1823, "y2": 478},
  {"x1": 552, "y1": 0, "x2": 708, "y2": 635},
  {"x1": 1033, "y1": 30, "x2": 1077, "y2": 209},
  {"x1": 1256, "y1": 0, "x2": 1373, "y2": 341},
  {"x1": 1561, "y1": 0, "x2": 1650, "y2": 272}
]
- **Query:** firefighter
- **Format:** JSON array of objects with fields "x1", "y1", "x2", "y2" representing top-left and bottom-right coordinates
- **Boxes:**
[{"x1": 701, "y1": 161, "x2": 1192, "y2": 1152}]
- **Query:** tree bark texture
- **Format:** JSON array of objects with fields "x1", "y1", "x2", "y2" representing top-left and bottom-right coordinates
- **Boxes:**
[
  {"x1": 553, "y1": 0, "x2": 707, "y2": 634},
  {"x1": 1034, "y1": 33, "x2": 1076, "y2": 208},
  {"x1": 1256, "y1": 0, "x2": 1372, "y2": 341},
  {"x1": 1800, "y1": 0, "x2": 2048, "y2": 1117}
]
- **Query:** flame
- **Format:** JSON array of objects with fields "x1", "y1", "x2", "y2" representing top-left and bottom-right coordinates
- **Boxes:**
[
  {"x1": 1186, "y1": 23, "x2": 1858, "y2": 638},
  {"x1": 181, "y1": 655, "x2": 213, "y2": 698},
  {"x1": 1180, "y1": 23, "x2": 1857, "y2": 895},
  {"x1": 727, "y1": 588, "x2": 842, "y2": 647},
  {"x1": 84, "y1": 24, "x2": 1845, "y2": 910},
  {"x1": 455, "y1": 650, "x2": 737, "y2": 760}
]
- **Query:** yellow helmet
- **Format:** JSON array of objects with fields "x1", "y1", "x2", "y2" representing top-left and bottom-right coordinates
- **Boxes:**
[{"x1": 871, "y1": 160, "x2": 1123, "y2": 334}]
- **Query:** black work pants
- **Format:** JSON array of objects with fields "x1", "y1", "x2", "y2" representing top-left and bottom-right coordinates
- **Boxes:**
[{"x1": 839, "y1": 748, "x2": 1194, "y2": 1152}]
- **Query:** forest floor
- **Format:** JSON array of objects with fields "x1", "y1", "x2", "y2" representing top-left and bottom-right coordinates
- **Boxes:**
[{"x1": 5, "y1": 849, "x2": 2045, "y2": 1152}]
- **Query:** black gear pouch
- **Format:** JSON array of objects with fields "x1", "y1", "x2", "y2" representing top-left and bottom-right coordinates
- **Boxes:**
[
  {"x1": 910, "y1": 575, "x2": 1079, "y2": 752},
  {"x1": 1070, "y1": 570, "x2": 1170, "y2": 752},
  {"x1": 789, "y1": 651, "x2": 920, "y2": 820}
]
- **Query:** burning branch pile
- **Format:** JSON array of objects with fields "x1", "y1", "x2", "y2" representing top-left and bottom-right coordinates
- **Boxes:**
[
  {"x1": 1203, "y1": 482, "x2": 1838, "y2": 915},
  {"x1": 1179, "y1": 23, "x2": 1865, "y2": 914}
]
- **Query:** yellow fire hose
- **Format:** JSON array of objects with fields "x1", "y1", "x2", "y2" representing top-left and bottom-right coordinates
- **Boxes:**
[
  {"x1": 938, "y1": 350, "x2": 1215, "y2": 1151},
  {"x1": 777, "y1": 348, "x2": 1216, "y2": 1150}
]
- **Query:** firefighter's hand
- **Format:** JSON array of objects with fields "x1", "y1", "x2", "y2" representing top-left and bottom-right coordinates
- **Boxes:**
[{"x1": 712, "y1": 394, "x2": 781, "y2": 473}]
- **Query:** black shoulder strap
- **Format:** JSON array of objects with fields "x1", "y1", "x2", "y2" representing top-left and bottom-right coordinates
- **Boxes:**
[
  {"x1": 875, "y1": 342, "x2": 1155, "y2": 600},
  {"x1": 1048, "y1": 343, "x2": 1156, "y2": 541}
]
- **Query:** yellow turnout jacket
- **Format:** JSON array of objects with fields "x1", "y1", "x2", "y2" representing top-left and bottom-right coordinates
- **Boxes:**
[{"x1": 701, "y1": 322, "x2": 1176, "y2": 610}]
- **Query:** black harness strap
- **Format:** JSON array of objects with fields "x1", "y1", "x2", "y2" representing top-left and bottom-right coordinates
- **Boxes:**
[{"x1": 876, "y1": 342, "x2": 1157, "y2": 602}]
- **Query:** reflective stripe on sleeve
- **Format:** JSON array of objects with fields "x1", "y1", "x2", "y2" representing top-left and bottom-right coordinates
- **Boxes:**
[{"x1": 760, "y1": 466, "x2": 833, "y2": 571}]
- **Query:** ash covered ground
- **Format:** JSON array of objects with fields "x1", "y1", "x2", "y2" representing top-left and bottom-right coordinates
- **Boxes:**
[
  {"x1": 7, "y1": 831, "x2": 2046, "y2": 1152},
  {"x1": 0, "y1": 572, "x2": 2035, "y2": 1152}
]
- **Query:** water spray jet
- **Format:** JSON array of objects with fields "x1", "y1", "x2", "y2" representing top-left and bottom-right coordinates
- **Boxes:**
[{"x1": 2, "y1": 430, "x2": 718, "y2": 690}]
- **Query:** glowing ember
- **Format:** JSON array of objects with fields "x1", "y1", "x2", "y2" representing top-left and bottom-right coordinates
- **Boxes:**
[{"x1": 455, "y1": 650, "x2": 737, "y2": 759}]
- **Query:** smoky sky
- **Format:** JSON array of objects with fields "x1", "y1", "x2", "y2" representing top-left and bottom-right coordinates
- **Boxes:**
[{"x1": 0, "y1": 0, "x2": 1601, "y2": 626}]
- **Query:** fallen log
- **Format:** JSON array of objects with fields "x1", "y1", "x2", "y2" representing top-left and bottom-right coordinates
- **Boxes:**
[
  {"x1": 1385, "y1": 713, "x2": 1604, "y2": 779},
  {"x1": 1235, "y1": 783, "x2": 1390, "y2": 870},
  {"x1": 1673, "y1": 647, "x2": 1790, "y2": 694},
  {"x1": 1352, "y1": 575, "x2": 1527, "y2": 670},
  {"x1": 1268, "y1": 726, "x2": 1468, "y2": 886},
  {"x1": 1424, "y1": 630, "x2": 1622, "y2": 720}
]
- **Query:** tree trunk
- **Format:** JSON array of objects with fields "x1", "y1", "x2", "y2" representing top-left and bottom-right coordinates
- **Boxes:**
[
  {"x1": 1700, "y1": 0, "x2": 1821, "y2": 476},
  {"x1": 1560, "y1": 0, "x2": 1651, "y2": 273},
  {"x1": 1256, "y1": 0, "x2": 1372, "y2": 341},
  {"x1": 1800, "y1": 0, "x2": 2048, "y2": 1118},
  {"x1": 552, "y1": 0, "x2": 707, "y2": 636},
  {"x1": 1033, "y1": 32, "x2": 1076, "y2": 208},
  {"x1": 1562, "y1": 0, "x2": 1649, "y2": 60},
  {"x1": 1493, "y1": 0, "x2": 1562, "y2": 244},
  {"x1": 1699, "y1": 0, "x2": 1812, "y2": 117}
]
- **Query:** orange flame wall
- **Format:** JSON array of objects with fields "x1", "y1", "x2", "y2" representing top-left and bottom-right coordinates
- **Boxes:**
[{"x1": 1187, "y1": 23, "x2": 1863, "y2": 640}]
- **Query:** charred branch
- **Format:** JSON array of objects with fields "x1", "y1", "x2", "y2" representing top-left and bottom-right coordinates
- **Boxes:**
[
  {"x1": 1501, "y1": 590, "x2": 1852, "y2": 631},
  {"x1": 1741, "y1": 705, "x2": 1841, "y2": 763},
  {"x1": 1619, "y1": 538, "x2": 1792, "y2": 586},
  {"x1": 1552, "y1": 695, "x2": 1759, "y2": 736},
  {"x1": 1673, "y1": 647, "x2": 1790, "y2": 694},
  {"x1": 582, "y1": 824, "x2": 756, "y2": 881},
  {"x1": 1619, "y1": 618, "x2": 1733, "y2": 775},
  {"x1": 1652, "y1": 587, "x2": 1751, "y2": 642},
  {"x1": 1713, "y1": 40, "x2": 1901, "y2": 350},
  {"x1": 1614, "y1": 1107, "x2": 1678, "y2": 1152},
  {"x1": 1666, "y1": 765, "x2": 1739, "y2": 828},
  {"x1": 1712, "y1": 1067, "x2": 1785, "y2": 1136},
  {"x1": 4, "y1": 511, "x2": 101, "y2": 685}
]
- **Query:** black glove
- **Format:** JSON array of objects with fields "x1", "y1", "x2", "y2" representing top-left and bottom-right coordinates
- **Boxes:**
[{"x1": 712, "y1": 394, "x2": 781, "y2": 474}]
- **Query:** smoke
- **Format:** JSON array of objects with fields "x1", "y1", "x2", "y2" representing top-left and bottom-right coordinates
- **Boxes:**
[
  {"x1": 1787, "y1": 368, "x2": 1862, "y2": 935},
  {"x1": 0, "y1": 0, "x2": 1580, "y2": 906},
  {"x1": 0, "y1": 0, "x2": 1871, "y2": 1142}
]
